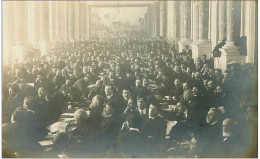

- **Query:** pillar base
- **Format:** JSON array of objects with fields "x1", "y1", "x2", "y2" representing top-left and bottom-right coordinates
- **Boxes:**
[
  {"x1": 217, "y1": 44, "x2": 245, "y2": 71},
  {"x1": 191, "y1": 41, "x2": 212, "y2": 60},
  {"x1": 178, "y1": 38, "x2": 192, "y2": 52}
]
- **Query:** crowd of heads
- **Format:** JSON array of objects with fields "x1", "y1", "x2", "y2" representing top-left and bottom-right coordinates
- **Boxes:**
[{"x1": 2, "y1": 36, "x2": 257, "y2": 157}]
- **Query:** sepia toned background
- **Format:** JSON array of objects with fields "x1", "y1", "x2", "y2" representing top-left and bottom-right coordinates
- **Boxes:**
[
  {"x1": 2, "y1": 0, "x2": 258, "y2": 158},
  {"x1": 2, "y1": 1, "x2": 257, "y2": 71}
]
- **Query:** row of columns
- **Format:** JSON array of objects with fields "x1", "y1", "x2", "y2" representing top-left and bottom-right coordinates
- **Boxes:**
[
  {"x1": 191, "y1": 1, "x2": 211, "y2": 60},
  {"x1": 159, "y1": 0, "x2": 255, "y2": 71},
  {"x1": 3, "y1": 1, "x2": 256, "y2": 70},
  {"x1": 3, "y1": 1, "x2": 90, "y2": 65}
]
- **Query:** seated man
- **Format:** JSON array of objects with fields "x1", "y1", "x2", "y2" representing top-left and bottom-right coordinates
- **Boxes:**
[
  {"x1": 117, "y1": 114, "x2": 145, "y2": 157},
  {"x1": 87, "y1": 80, "x2": 105, "y2": 99},
  {"x1": 69, "y1": 109, "x2": 93, "y2": 157},
  {"x1": 71, "y1": 109, "x2": 89, "y2": 141},
  {"x1": 167, "y1": 102, "x2": 189, "y2": 141},
  {"x1": 3, "y1": 85, "x2": 24, "y2": 123},
  {"x1": 3, "y1": 108, "x2": 43, "y2": 158},
  {"x1": 169, "y1": 78, "x2": 183, "y2": 101},
  {"x1": 219, "y1": 118, "x2": 247, "y2": 157},
  {"x1": 141, "y1": 103, "x2": 167, "y2": 156},
  {"x1": 104, "y1": 85, "x2": 120, "y2": 112},
  {"x1": 122, "y1": 99, "x2": 139, "y2": 119},
  {"x1": 131, "y1": 79, "x2": 151, "y2": 100},
  {"x1": 137, "y1": 96, "x2": 148, "y2": 121},
  {"x1": 198, "y1": 107, "x2": 223, "y2": 157},
  {"x1": 100, "y1": 103, "x2": 122, "y2": 152},
  {"x1": 119, "y1": 88, "x2": 132, "y2": 114}
]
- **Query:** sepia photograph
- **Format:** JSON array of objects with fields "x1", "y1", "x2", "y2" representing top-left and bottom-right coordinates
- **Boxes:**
[{"x1": 2, "y1": 0, "x2": 258, "y2": 158}]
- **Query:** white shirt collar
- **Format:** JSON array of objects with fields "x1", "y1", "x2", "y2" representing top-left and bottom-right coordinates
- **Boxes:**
[
  {"x1": 149, "y1": 116, "x2": 155, "y2": 120},
  {"x1": 129, "y1": 128, "x2": 139, "y2": 132},
  {"x1": 106, "y1": 94, "x2": 113, "y2": 99},
  {"x1": 211, "y1": 121, "x2": 218, "y2": 125},
  {"x1": 106, "y1": 114, "x2": 112, "y2": 118},
  {"x1": 139, "y1": 108, "x2": 146, "y2": 115}
]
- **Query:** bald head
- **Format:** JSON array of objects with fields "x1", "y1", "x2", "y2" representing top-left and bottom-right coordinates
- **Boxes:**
[{"x1": 222, "y1": 118, "x2": 238, "y2": 137}]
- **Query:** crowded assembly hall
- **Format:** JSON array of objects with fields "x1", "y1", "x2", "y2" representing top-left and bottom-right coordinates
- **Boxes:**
[{"x1": 2, "y1": 0, "x2": 258, "y2": 158}]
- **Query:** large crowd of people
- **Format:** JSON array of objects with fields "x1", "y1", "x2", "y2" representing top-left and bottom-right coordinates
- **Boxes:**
[{"x1": 2, "y1": 36, "x2": 257, "y2": 157}]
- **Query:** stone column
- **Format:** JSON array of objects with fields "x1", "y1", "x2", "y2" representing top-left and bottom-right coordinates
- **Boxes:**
[
  {"x1": 191, "y1": 1, "x2": 199, "y2": 59},
  {"x1": 146, "y1": 9, "x2": 151, "y2": 37},
  {"x1": 159, "y1": 1, "x2": 167, "y2": 37},
  {"x1": 49, "y1": 1, "x2": 56, "y2": 42},
  {"x1": 79, "y1": 2, "x2": 85, "y2": 39},
  {"x1": 86, "y1": 2, "x2": 90, "y2": 39},
  {"x1": 192, "y1": 1, "x2": 199, "y2": 44},
  {"x1": 40, "y1": 1, "x2": 49, "y2": 43},
  {"x1": 244, "y1": 1, "x2": 256, "y2": 64},
  {"x1": 74, "y1": 1, "x2": 80, "y2": 40},
  {"x1": 172, "y1": 1, "x2": 178, "y2": 43},
  {"x1": 198, "y1": 1, "x2": 206, "y2": 41},
  {"x1": 226, "y1": 1, "x2": 234, "y2": 44},
  {"x1": 192, "y1": 1, "x2": 212, "y2": 60},
  {"x1": 13, "y1": 1, "x2": 29, "y2": 61},
  {"x1": 55, "y1": 1, "x2": 60, "y2": 40},
  {"x1": 39, "y1": 1, "x2": 50, "y2": 55},
  {"x1": 210, "y1": 1, "x2": 218, "y2": 48},
  {"x1": 178, "y1": 1, "x2": 192, "y2": 51},
  {"x1": 28, "y1": 1, "x2": 40, "y2": 46},
  {"x1": 150, "y1": 4, "x2": 156, "y2": 37},
  {"x1": 68, "y1": 1, "x2": 75, "y2": 40},
  {"x1": 218, "y1": 1, "x2": 225, "y2": 42},
  {"x1": 155, "y1": 2, "x2": 160, "y2": 37},
  {"x1": 219, "y1": 0, "x2": 244, "y2": 71},
  {"x1": 166, "y1": 1, "x2": 173, "y2": 40},
  {"x1": 14, "y1": 1, "x2": 28, "y2": 44},
  {"x1": 55, "y1": 1, "x2": 66, "y2": 41},
  {"x1": 3, "y1": 1, "x2": 15, "y2": 65}
]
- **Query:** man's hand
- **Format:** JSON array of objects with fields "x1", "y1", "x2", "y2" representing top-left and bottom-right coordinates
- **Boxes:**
[{"x1": 121, "y1": 122, "x2": 129, "y2": 130}]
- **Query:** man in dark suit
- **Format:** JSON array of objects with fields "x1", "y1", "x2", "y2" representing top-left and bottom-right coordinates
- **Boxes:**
[
  {"x1": 119, "y1": 88, "x2": 132, "y2": 114},
  {"x1": 18, "y1": 83, "x2": 37, "y2": 98},
  {"x1": 101, "y1": 103, "x2": 121, "y2": 152},
  {"x1": 168, "y1": 102, "x2": 189, "y2": 141},
  {"x1": 198, "y1": 108, "x2": 223, "y2": 157},
  {"x1": 169, "y1": 78, "x2": 184, "y2": 101},
  {"x1": 137, "y1": 96, "x2": 148, "y2": 121},
  {"x1": 184, "y1": 45, "x2": 192, "y2": 57},
  {"x1": 219, "y1": 118, "x2": 247, "y2": 157},
  {"x1": 87, "y1": 95, "x2": 104, "y2": 137},
  {"x1": 87, "y1": 80, "x2": 105, "y2": 99},
  {"x1": 3, "y1": 85, "x2": 24, "y2": 123},
  {"x1": 34, "y1": 74, "x2": 52, "y2": 93},
  {"x1": 104, "y1": 85, "x2": 119, "y2": 108},
  {"x1": 191, "y1": 72, "x2": 204, "y2": 89},
  {"x1": 131, "y1": 79, "x2": 143, "y2": 99},
  {"x1": 201, "y1": 54, "x2": 209, "y2": 66},
  {"x1": 72, "y1": 75, "x2": 90, "y2": 99},
  {"x1": 52, "y1": 69, "x2": 66, "y2": 91},
  {"x1": 141, "y1": 103, "x2": 167, "y2": 156},
  {"x1": 117, "y1": 114, "x2": 144, "y2": 157},
  {"x1": 3, "y1": 108, "x2": 43, "y2": 158},
  {"x1": 187, "y1": 87, "x2": 207, "y2": 134}
]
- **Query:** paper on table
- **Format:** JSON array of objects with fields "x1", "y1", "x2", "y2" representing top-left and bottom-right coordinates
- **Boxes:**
[
  {"x1": 166, "y1": 121, "x2": 177, "y2": 136},
  {"x1": 27, "y1": 83, "x2": 34, "y2": 87},
  {"x1": 50, "y1": 122, "x2": 68, "y2": 133},
  {"x1": 60, "y1": 113, "x2": 74, "y2": 118},
  {"x1": 38, "y1": 140, "x2": 53, "y2": 146}
]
